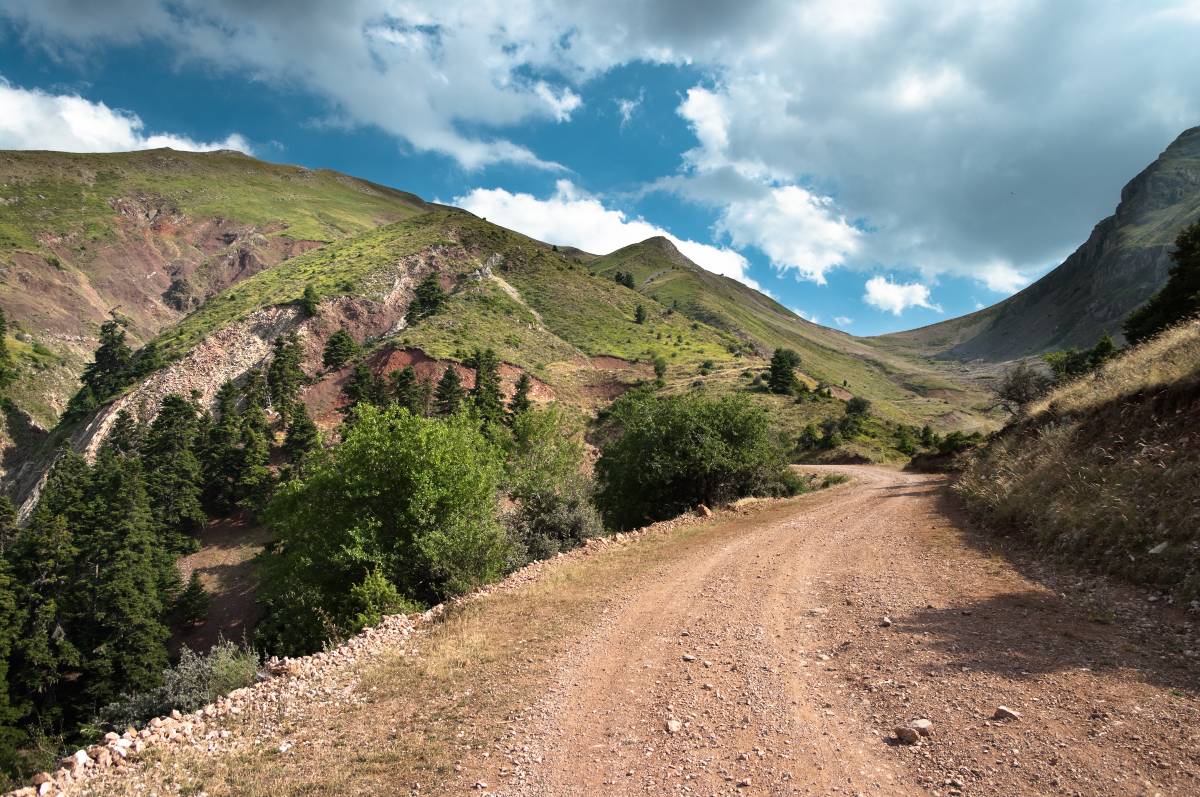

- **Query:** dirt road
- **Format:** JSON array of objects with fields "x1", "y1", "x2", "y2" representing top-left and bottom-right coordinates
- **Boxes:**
[
  {"x1": 81, "y1": 466, "x2": 1200, "y2": 797},
  {"x1": 482, "y1": 466, "x2": 1199, "y2": 796}
]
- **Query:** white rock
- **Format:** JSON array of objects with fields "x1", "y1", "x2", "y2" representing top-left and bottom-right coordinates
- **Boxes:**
[
  {"x1": 993, "y1": 705, "x2": 1021, "y2": 721},
  {"x1": 666, "y1": 719, "x2": 683, "y2": 734},
  {"x1": 911, "y1": 718, "x2": 933, "y2": 737}
]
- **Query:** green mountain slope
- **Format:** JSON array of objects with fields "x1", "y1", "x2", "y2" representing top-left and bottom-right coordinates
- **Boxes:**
[
  {"x1": 874, "y1": 125, "x2": 1200, "y2": 362},
  {"x1": 586, "y1": 237, "x2": 996, "y2": 429},
  {"x1": 0, "y1": 148, "x2": 428, "y2": 428}
]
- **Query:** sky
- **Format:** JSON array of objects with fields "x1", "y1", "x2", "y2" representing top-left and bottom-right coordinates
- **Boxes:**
[{"x1": 1, "y1": 1, "x2": 1198, "y2": 336}]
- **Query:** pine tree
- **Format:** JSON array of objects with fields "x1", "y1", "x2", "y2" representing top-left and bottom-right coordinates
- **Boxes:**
[
  {"x1": 7, "y1": 503, "x2": 81, "y2": 724},
  {"x1": 75, "y1": 449, "x2": 169, "y2": 710},
  {"x1": 634, "y1": 304, "x2": 647, "y2": 324},
  {"x1": 0, "y1": 305, "x2": 14, "y2": 392},
  {"x1": 1124, "y1": 220, "x2": 1200, "y2": 344},
  {"x1": 509, "y1": 372, "x2": 533, "y2": 418},
  {"x1": 0, "y1": 553, "x2": 25, "y2": 771},
  {"x1": 469, "y1": 349, "x2": 504, "y2": 426},
  {"x1": 322, "y1": 328, "x2": 358, "y2": 370},
  {"x1": 175, "y1": 571, "x2": 210, "y2": 627},
  {"x1": 300, "y1": 283, "x2": 320, "y2": 316},
  {"x1": 411, "y1": 273, "x2": 446, "y2": 319},
  {"x1": 267, "y1": 334, "x2": 304, "y2": 425},
  {"x1": 236, "y1": 414, "x2": 274, "y2": 515},
  {"x1": 434, "y1": 366, "x2": 466, "y2": 416},
  {"x1": 767, "y1": 349, "x2": 802, "y2": 394},
  {"x1": 201, "y1": 380, "x2": 243, "y2": 513},
  {"x1": 81, "y1": 317, "x2": 134, "y2": 399},
  {"x1": 0, "y1": 495, "x2": 15, "y2": 554},
  {"x1": 142, "y1": 394, "x2": 206, "y2": 551},
  {"x1": 104, "y1": 409, "x2": 143, "y2": 456},
  {"x1": 283, "y1": 403, "x2": 320, "y2": 465},
  {"x1": 132, "y1": 339, "x2": 165, "y2": 377},
  {"x1": 243, "y1": 366, "x2": 271, "y2": 413},
  {"x1": 342, "y1": 363, "x2": 385, "y2": 414}
]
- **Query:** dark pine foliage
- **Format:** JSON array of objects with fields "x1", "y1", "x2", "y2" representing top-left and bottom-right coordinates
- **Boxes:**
[{"x1": 1124, "y1": 220, "x2": 1200, "y2": 344}]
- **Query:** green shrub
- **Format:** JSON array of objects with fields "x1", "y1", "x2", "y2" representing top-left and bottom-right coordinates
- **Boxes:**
[
  {"x1": 256, "y1": 405, "x2": 507, "y2": 655},
  {"x1": 502, "y1": 408, "x2": 602, "y2": 564},
  {"x1": 96, "y1": 640, "x2": 259, "y2": 730},
  {"x1": 595, "y1": 391, "x2": 797, "y2": 529}
]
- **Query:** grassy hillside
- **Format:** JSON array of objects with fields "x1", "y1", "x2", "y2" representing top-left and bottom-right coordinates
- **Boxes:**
[
  {"x1": 0, "y1": 148, "x2": 428, "y2": 432},
  {"x1": 875, "y1": 126, "x2": 1200, "y2": 362},
  {"x1": 587, "y1": 237, "x2": 997, "y2": 430},
  {"x1": 957, "y1": 318, "x2": 1200, "y2": 598}
]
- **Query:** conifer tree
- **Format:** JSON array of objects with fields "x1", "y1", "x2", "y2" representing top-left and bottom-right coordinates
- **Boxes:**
[
  {"x1": 410, "y1": 273, "x2": 447, "y2": 319},
  {"x1": 469, "y1": 349, "x2": 504, "y2": 426},
  {"x1": 509, "y1": 372, "x2": 533, "y2": 418},
  {"x1": 132, "y1": 339, "x2": 165, "y2": 377},
  {"x1": 300, "y1": 283, "x2": 320, "y2": 316},
  {"x1": 201, "y1": 380, "x2": 243, "y2": 513},
  {"x1": 104, "y1": 409, "x2": 143, "y2": 456},
  {"x1": 0, "y1": 495, "x2": 18, "y2": 554},
  {"x1": 634, "y1": 303, "x2": 647, "y2": 324},
  {"x1": 75, "y1": 449, "x2": 169, "y2": 710},
  {"x1": 236, "y1": 413, "x2": 274, "y2": 515},
  {"x1": 0, "y1": 554, "x2": 25, "y2": 771},
  {"x1": 434, "y1": 365, "x2": 466, "y2": 416},
  {"x1": 142, "y1": 394, "x2": 206, "y2": 550},
  {"x1": 342, "y1": 363, "x2": 385, "y2": 415},
  {"x1": 81, "y1": 317, "x2": 134, "y2": 399},
  {"x1": 767, "y1": 349, "x2": 802, "y2": 394},
  {"x1": 322, "y1": 328, "x2": 358, "y2": 370},
  {"x1": 175, "y1": 571, "x2": 210, "y2": 627},
  {"x1": 267, "y1": 334, "x2": 304, "y2": 425},
  {"x1": 1124, "y1": 219, "x2": 1200, "y2": 344},
  {"x1": 283, "y1": 403, "x2": 320, "y2": 465}
]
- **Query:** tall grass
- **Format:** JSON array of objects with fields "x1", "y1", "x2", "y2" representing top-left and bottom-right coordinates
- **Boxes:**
[{"x1": 957, "y1": 319, "x2": 1200, "y2": 597}]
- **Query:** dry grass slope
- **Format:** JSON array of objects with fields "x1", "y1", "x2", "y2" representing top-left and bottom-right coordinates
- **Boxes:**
[{"x1": 957, "y1": 318, "x2": 1200, "y2": 598}]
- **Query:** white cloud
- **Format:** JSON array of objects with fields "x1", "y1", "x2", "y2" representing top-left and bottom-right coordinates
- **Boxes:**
[
  {"x1": 834, "y1": 315, "x2": 853, "y2": 327},
  {"x1": 0, "y1": 78, "x2": 251, "y2": 153},
  {"x1": 453, "y1": 180, "x2": 761, "y2": 290},
  {"x1": 977, "y1": 260, "x2": 1031, "y2": 294},
  {"x1": 790, "y1": 308, "x2": 819, "y2": 324},
  {"x1": 716, "y1": 186, "x2": 861, "y2": 284},
  {"x1": 616, "y1": 90, "x2": 644, "y2": 127},
  {"x1": 863, "y1": 276, "x2": 942, "y2": 316}
]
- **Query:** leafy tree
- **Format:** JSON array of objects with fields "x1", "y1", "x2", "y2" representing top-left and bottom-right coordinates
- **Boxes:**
[
  {"x1": 267, "y1": 334, "x2": 304, "y2": 424},
  {"x1": 796, "y1": 423, "x2": 820, "y2": 450},
  {"x1": 595, "y1": 391, "x2": 799, "y2": 529},
  {"x1": 652, "y1": 355, "x2": 668, "y2": 386},
  {"x1": 1043, "y1": 333, "x2": 1119, "y2": 381},
  {"x1": 767, "y1": 348, "x2": 802, "y2": 394},
  {"x1": 508, "y1": 372, "x2": 533, "y2": 418},
  {"x1": 1124, "y1": 220, "x2": 1200, "y2": 344},
  {"x1": 503, "y1": 408, "x2": 602, "y2": 562},
  {"x1": 300, "y1": 283, "x2": 320, "y2": 316},
  {"x1": 142, "y1": 394, "x2": 206, "y2": 550},
  {"x1": 434, "y1": 366, "x2": 466, "y2": 416},
  {"x1": 468, "y1": 349, "x2": 505, "y2": 426},
  {"x1": 846, "y1": 396, "x2": 872, "y2": 416},
  {"x1": 410, "y1": 273, "x2": 447, "y2": 319},
  {"x1": 256, "y1": 405, "x2": 506, "y2": 654},
  {"x1": 322, "y1": 328, "x2": 359, "y2": 370},
  {"x1": 994, "y1": 361, "x2": 1053, "y2": 415},
  {"x1": 634, "y1": 303, "x2": 647, "y2": 324},
  {"x1": 0, "y1": 306, "x2": 14, "y2": 392}
]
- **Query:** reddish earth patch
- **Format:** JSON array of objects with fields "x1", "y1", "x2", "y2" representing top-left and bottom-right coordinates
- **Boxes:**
[
  {"x1": 301, "y1": 345, "x2": 556, "y2": 428},
  {"x1": 172, "y1": 517, "x2": 272, "y2": 655}
]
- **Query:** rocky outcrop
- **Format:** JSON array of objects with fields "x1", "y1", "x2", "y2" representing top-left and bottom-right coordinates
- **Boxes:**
[{"x1": 878, "y1": 125, "x2": 1200, "y2": 361}]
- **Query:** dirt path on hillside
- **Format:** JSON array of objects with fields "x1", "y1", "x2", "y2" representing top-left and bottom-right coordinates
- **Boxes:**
[{"x1": 477, "y1": 467, "x2": 1200, "y2": 797}]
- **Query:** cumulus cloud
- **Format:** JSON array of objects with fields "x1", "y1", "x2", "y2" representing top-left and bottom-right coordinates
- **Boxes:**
[
  {"x1": 5, "y1": 0, "x2": 1200, "y2": 293},
  {"x1": 0, "y1": 79, "x2": 251, "y2": 153},
  {"x1": 453, "y1": 180, "x2": 761, "y2": 290},
  {"x1": 863, "y1": 276, "x2": 942, "y2": 316}
]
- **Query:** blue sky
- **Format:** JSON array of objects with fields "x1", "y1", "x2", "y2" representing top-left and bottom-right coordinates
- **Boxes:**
[{"x1": 2, "y1": 1, "x2": 1198, "y2": 336}]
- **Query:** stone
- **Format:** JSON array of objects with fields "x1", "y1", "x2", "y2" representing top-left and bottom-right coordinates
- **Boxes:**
[
  {"x1": 1148, "y1": 541, "x2": 1168, "y2": 555},
  {"x1": 993, "y1": 706, "x2": 1021, "y2": 721},
  {"x1": 894, "y1": 726, "x2": 921, "y2": 745},
  {"x1": 37, "y1": 784, "x2": 54, "y2": 797},
  {"x1": 682, "y1": 654, "x2": 696, "y2": 662},
  {"x1": 880, "y1": 616, "x2": 893, "y2": 627},
  {"x1": 697, "y1": 504, "x2": 713, "y2": 518},
  {"x1": 666, "y1": 719, "x2": 683, "y2": 734},
  {"x1": 73, "y1": 750, "x2": 89, "y2": 768},
  {"x1": 808, "y1": 607, "x2": 829, "y2": 616},
  {"x1": 911, "y1": 719, "x2": 933, "y2": 737},
  {"x1": 104, "y1": 731, "x2": 120, "y2": 743},
  {"x1": 30, "y1": 773, "x2": 52, "y2": 786},
  {"x1": 737, "y1": 777, "x2": 752, "y2": 787}
]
